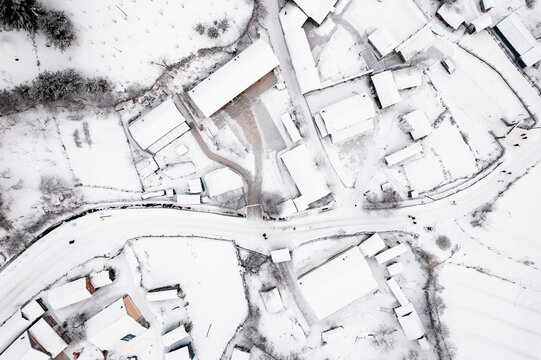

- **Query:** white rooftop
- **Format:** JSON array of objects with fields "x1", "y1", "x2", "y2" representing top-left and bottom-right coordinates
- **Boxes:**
[
  {"x1": 280, "y1": 144, "x2": 331, "y2": 211},
  {"x1": 0, "y1": 332, "x2": 50, "y2": 360},
  {"x1": 165, "y1": 346, "x2": 191, "y2": 360},
  {"x1": 396, "y1": 25, "x2": 435, "y2": 62},
  {"x1": 162, "y1": 324, "x2": 189, "y2": 347},
  {"x1": 318, "y1": 93, "x2": 376, "y2": 135},
  {"x1": 284, "y1": 28, "x2": 321, "y2": 94},
  {"x1": 28, "y1": 319, "x2": 67, "y2": 358},
  {"x1": 402, "y1": 109, "x2": 432, "y2": 140},
  {"x1": 496, "y1": 13, "x2": 538, "y2": 57},
  {"x1": 330, "y1": 119, "x2": 374, "y2": 144},
  {"x1": 90, "y1": 270, "x2": 114, "y2": 289},
  {"x1": 521, "y1": 45, "x2": 541, "y2": 67},
  {"x1": 393, "y1": 70, "x2": 422, "y2": 90},
  {"x1": 358, "y1": 233, "x2": 386, "y2": 257},
  {"x1": 177, "y1": 194, "x2": 201, "y2": 205},
  {"x1": 279, "y1": 2, "x2": 307, "y2": 32},
  {"x1": 270, "y1": 248, "x2": 291, "y2": 263},
  {"x1": 203, "y1": 167, "x2": 244, "y2": 197},
  {"x1": 371, "y1": 71, "x2": 402, "y2": 109},
  {"x1": 471, "y1": 14, "x2": 492, "y2": 33},
  {"x1": 188, "y1": 178, "x2": 203, "y2": 194},
  {"x1": 297, "y1": 246, "x2": 377, "y2": 320},
  {"x1": 21, "y1": 300, "x2": 45, "y2": 322},
  {"x1": 146, "y1": 289, "x2": 179, "y2": 302},
  {"x1": 397, "y1": 307, "x2": 426, "y2": 340},
  {"x1": 188, "y1": 39, "x2": 279, "y2": 117},
  {"x1": 437, "y1": 3, "x2": 465, "y2": 30},
  {"x1": 0, "y1": 310, "x2": 31, "y2": 354},
  {"x1": 292, "y1": 0, "x2": 338, "y2": 24},
  {"x1": 368, "y1": 28, "x2": 399, "y2": 58},
  {"x1": 260, "y1": 287, "x2": 284, "y2": 313},
  {"x1": 231, "y1": 347, "x2": 251, "y2": 360},
  {"x1": 47, "y1": 277, "x2": 92, "y2": 310},
  {"x1": 129, "y1": 98, "x2": 187, "y2": 151},
  {"x1": 385, "y1": 143, "x2": 423, "y2": 166}
]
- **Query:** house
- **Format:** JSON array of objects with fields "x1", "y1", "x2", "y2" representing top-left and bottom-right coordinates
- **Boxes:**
[
  {"x1": 400, "y1": 109, "x2": 432, "y2": 140},
  {"x1": 260, "y1": 287, "x2": 284, "y2": 313},
  {"x1": 28, "y1": 318, "x2": 68, "y2": 358},
  {"x1": 188, "y1": 178, "x2": 203, "y2": 194},
  {"x1": 280, "y1": 113, "x2": 302, "y2": 143},
  {"x1": 436, "y1": 3, "x2": 465, "y2": 30},
  {"x1": 0, "y1": 310, "x2": 31, "y2": 353},
  {"x1": 165, "y1": 346, "x2": 192, "y2": 360},
  {"x1": 396, "y1": 25, "x2": 435, "y2": 62},
  {"x1": 47, "y1": 277, "x2": 94, "y2": 310},
  {"x1": 316, "y1": 93, "x2": 376, "y2": 143},
  {"x1": 393, "y1": 70, "x2": 422, "y2": 90},
  {"x1": 284, "y1": 28, "x2": 322, "y2": 94},
  {"x1": 146, "y1": 287, "x2": 180, "y2": 302},
  {"x1": 297, "y1": 246, "x2": 377, "y2": 320},
  {"x1": 495, "y1": 13, "x2": 541, "y2": 67},
  {"x1": 368, "y1": 28, "x2": 399, "y2": 58},
  {"x1": 85, "y1": 296, "x2": 148, "y2": 350},
  {"x1": 358, "y1": 233, "x2": 386, "y2": 257},
  {"x1": 231, "y1": 347, "x2": 251, "y2": 360},
  {"x1": 371, "y1": 71, "x2": 401, "y2": 109},
  {"x1": 188, "y1": 39, "x2": 279, "y2": 117},
  {"x1": 270, "y1": 248, "x2": 291, "y2": 263},
  {"x1": 375, "y1": 243, "x2": 408, "y2": 264},
  {"x1": 394, "y1": 303, "x2": 426, "y2": 340},
  {"x1": 469, "y1": 14, "x2": 492, "y2": 34},
  {"x1": 279, "y1": 2, "x2": 307, "y2": 32},
  {"x1": 386, "y1": 277, "x2": 409, "y2": 306},
  {"x1": 384, "y1": 143, "x2": 423, "y2": 166},
  {"x1": 162, "y1": 324, "x2": 190, "y2": 348},
  {"x1": 21, "y1": 300, "x2": 46, "y2": 323},
  {"x1": 0, "y1": 331, "x2": 50, "y2": 360},
  {"x1": 480, "y1": 0, "x2": 495, "y2": 12},
  {"x1": 280, "y1": 144, "x2": 331, "y2": 211},
  {"x1": 203, "y1": 168, "x2": 244, "y2": 197},
  {"x1": 90, "y1": 269, "x2": 115, "y2": 289},
  {"x1": 291, "y1": 0, "x2": 338, "y2": 25},
  {"x1": 129, "y1": 98, "x2": 190, "y2": 154}
]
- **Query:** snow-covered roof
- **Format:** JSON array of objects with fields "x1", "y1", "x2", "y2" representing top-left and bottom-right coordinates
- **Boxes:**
[
  {"x1": 520, "y1": 45, "x2": 541, "y2": 67},
  {"x1": 297, "y1": 246, "x2": 377, "y2": 319},
  {"x1": 384, "y1": 143, "x2": 423, "y2": 166},
  {"x1": 375, "y1": 243, "x2": 408, "y2": 264},
  {"x1": 279, "y1": 2, "x2": 307, "y2": 32},
  {"x1": 396, "y1": 307, "x2": 425, "y2": 340},
  {"x1": 0, "y1": 332, "x2": 49, "y2": 360},
  {"x1": 203, "y1": 167, "x2": 244, "y2": 197},
  {"x1": 47, "y1": 277, "x2": 92, "y2": 310},
  {"x1": 270, "y1": 248, "x2": 291, "y2": 263},
  {"x1": 284, "y1": 29, "x2": 321, "y2": 94},
  {"x1": 318, "y1": 93, "x2": 376, "y2": 134},
  {"x1": 260, "y1": 287, "x2": 284, "y2": 313},
  {"x1": 21, "y1": 300, "x2": 45, "y2": 322},
  {"x1": 280, "y1": 113, "x2": 302, "y2": 143},
  {"x1": 86, "y1": 296, "x2": 147, "y2": 350},
  {"x1": 165, "y1": 346, "x2": 191, "y2": 360},
  {"x1": 394, "y1": 301, "x2": 415, "y2": 317},
  {"x1": 330, "y1": 119, "x2": 374, "y2": 144},
  {"x1": 188, "y1": 178, "x2": 203, "y2": 194},
  {"x1": 386, "y1": 277, "x2": 409, "y2": 306},
  {"x1": 129, "y1": 98, "x2": 187, "y2": 151},
  {"x1": 358, "y1": 233, "x2": 386, "y2": 257},
  {"x1": 188, "y1": 39, "x2": 279, "y2": 117},
  {"x1": 231, "y1": 347, "x2": 251, "y2": 360},
  {"x1": 495, "y1": 13, "x2": 539, "y2": 57},
  {"x1": 146, "y1": 289, "x2": 179, "y2": 302},
  {"x1": 480, "y1": 0, "x2": 495, "y2": 10},
  {"x1": 387, "y1": 262, "x2": 405, "y2": 276},
  {"x1": 371, "y1": 71, "x2": 401, "y2": 109},
  {"x1": 402, "y1": 109, "x2": 432, "y2": 140},
  {"x1": 292, "y1": 0, "x2": 338, "y2": 24},
  {"x1": 396, "y1": 25, "x2": 435, "y2": 62},
  {"x1": 437, "y1": 3, "x2": 465, "y2": 30},
  {"x1": 90, "y1": 270, "x2": 114, "y2": 289},
  {"x1": 162, "y1": 325, "x2": 189, "y2": 347},
  {"x1": 177, "y1": 194, "x2": 201, "y2": 205},
  {"x1": 28, "y1": 319, "x2": 67, "y2": 358},
  {"x1": 280, "y1": 144, "x2": 331, "y2": 211},
  {"x1": 471, "y1": 14, "x2": 492, "y2": 33},
  {"x1": 368, "y1": 28, "x2": 399, "y2": 58},
  {"x1": 393, "y1": 71, "x2": 422, "y2": 90},
  {"x1": 0, "y1": 310, "x2": 31, "y2": 354}
]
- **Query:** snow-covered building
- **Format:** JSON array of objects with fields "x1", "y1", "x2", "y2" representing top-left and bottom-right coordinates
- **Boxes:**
[
  {"x1": 146, "y1": 288, "x2": 179, "y2": 302},
  {"x1": 358, "y1": 233, "x2": 386, "y2": 257},
  {"x1": 279, "y1": 2, "x2": 307, "y2": 32},
  {"x1": 480, "y1": 0, "x2": 495, "y2": 12},
  {"x1": 495, "y1": 13, "x2": 541, "y2": 67},
  {"x1": 28, "y1": 319, "x2": 68, "y2": 358},
  {"x1": 375, "y1": 243, "x2": 408, "y2": 264},
  {"x1": 291, "y1": 0, "x2": 338, "y2": 25},
  {"x1": 396, "y1": 25, "x2": 435, "y2": 62},
  {"x1": 135, "y1": 158, "x2": 159, "y2": 179},
  {"x1": 129, "y1": 98, "x2": 190, "y2": 154},
  {"x1": 393, "y1": 71, "x2": 422, "y2": 90},
  {"x1": 47, "y1": 277, "x2": 94, "y2": 310},
  {"x1": 0, "y1": 310, "x2": 31, "y2": 353},
  {"x1": 0, "y1": 331, "x2": 50, "y2": 360},
  {"x1": 394, "y1": 303, "x2": 426, "y2": 340},
  {"x1": 188, "y1": 178, "x2": 203, "y2": 194},
  {"x1": 316, "y1": 93, "x2": 376, "y2": 143},
  {"x1": 371, "y1": 71, "x2": 401, "y2": 109},
  {"x1": 177, "y1": 194, "x2": 201, "y2": 205},
  {"x1": 386, "y1": 277, "x2": 409, "y2": 306},
  {"x1": 436, "y1": 3, "x2": 465, "y2": 30},
  {"x1": 384, "y1": 143, "x2": 423, "y2": 166},
  {"x1": 86, "y1": 296, "x2": 148, "y2": 350},
  {"x1": 469, "y1": 14, "x2": 492, "y2": 34},
  {"x1": 260, "y1": 287, "x2": 284, "y2": 313},
  {"x1": 188, "y1": 39, "x2": 280, "y2": 117},
  {"x1": 90, "y1": 269, "x2": 115, "y2": 289},
  {"x1": 21, "y1": 300, "x2": 46, "y2": 321},
  {"x1": 387, "y1": 262, "x2": 405, "y2": 276},
  {"x1": 162, "y1": 324, "x2": 190, "y2": 347},
  {"x1": 400, "y1": 109, "x2": 432, "y2": 140},
  {"x1": 203, "y1": 168, "x2": 244, "y2": 197},
  {"x1": 280, "y1": 113, "x2": 302, "y2": 143},
  {"x1": 165, "y1": 346, "x2": 191, "y2": 360},
  {"x1": 280, "y1": 144, "x2": 331, "y2": 211},
  {"x1": 297, "y1": 246, "x2": 377, "y2": 319},
  {"x1": 270, "y1": 248, "x2": 291, "y2": 263},
  {"x1": 231, "y1": 347, "x2": 251, "y2": 360},
  {"x1": 284, "y1": 28, "x2": 322, "y2": 94},
  {"x1": 368, "y1": 28, "x2": 399, "y2": 58}
]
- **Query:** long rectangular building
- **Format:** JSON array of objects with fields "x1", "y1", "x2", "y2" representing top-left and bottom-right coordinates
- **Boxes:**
[
  {"x1": 284, "y1": 29, "x2": 322, "y2": 94},
  {"x1": 188, "y1": 39, "x2": 280, "y2": 117}
]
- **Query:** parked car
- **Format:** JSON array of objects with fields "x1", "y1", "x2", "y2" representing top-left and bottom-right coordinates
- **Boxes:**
[{"x1": 441, "y1": 57, "x2": 456, "y2": 74}]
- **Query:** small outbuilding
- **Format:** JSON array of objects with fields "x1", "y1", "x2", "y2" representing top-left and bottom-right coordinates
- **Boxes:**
[
  {"x1": 280, "y1": 113, "x2": 302, "y2": 143},
  {"x1": 28, "y1": 318, "x2": 68, "y2": 358},
  {"x1": 188, "y1": 178, "x2": 203, "y2": 194},
  {"x1": 203, "y1": 168, "x2": 244, "y2": 197},
  {"x1": 375, "y1": 243, "x2": 409, "y2": 264},
  {"x1": 384, "y1": 143, "x2": 423, "y2": 166},
  {"x1": 400, "y1": 109, "x2": 432, "y2": 141},
  {"x1": 292, "y1": 0, "x2": 338, "y2": 25},
  {"x1": 90, "y1": 269, "x2": 115, "y2": 289},
  {"x1": 146, "y1": 288, "x2": 180, "y2": 302},
  {"x1": 231, "y1": 347, "x2": 251, "y2": 360},
  {"x1": 47, "y1": 277, "x2": 94, "y2": 310},
  {"x1": 270, "y1": 248, "x2": 291, "y2": 263},
  {"x1": 396, "y1": 25, "x2": 435, "y2": 62},
  {"x1": 368, "y1": 28, "x2": 399, "y2": 58},
  {"x1": 260, "y1": 287, "x2": 284, "y2": 313},
  {"x1": 162, "y1": 324, "x2": 190, "y2": 348},
  {"x1": 165, "y1": 346, "x2": 192, "y2": 360},
  {"x1": 469, "y1": 14, "x2": 492, "y2": 34},
  {"x1": 436, "y1": 3, "x2": 465, "y2": 30},
  {"x1": 480, "y1": 0, "x2": 495, "y2": 12},
  {"x1": 371, "y1": 71, "x2": 401, "y2": 109},
  {"x1": 358, "y1": 233, "x2": 386, "y2": 257}
]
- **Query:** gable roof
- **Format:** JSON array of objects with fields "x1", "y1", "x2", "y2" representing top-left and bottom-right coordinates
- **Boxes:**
[
  {"x1": 284, "y1": 28, "x2": 322, "y2": 94},
  {"x1": 47, "y1": 277, "x2": 92, "y2": 310},
  {"x1": 292, "y1": 0, "x2": 338, "y2": 24},
  {"x1": 318, "y1": 93, "x2": 375, "y2": 134},
  {"x1": 368, "y1": 28, "x2": 399, "y2": 58},
  {"x1": 437, "y1": 3, "x2": 465, "y2": 30},
  {"x1": 371, "y1": 71, "x2": 401, "y2": 108},
  {"x1": 396, "y1": 25, "x2": 435, "y2": 62},
  {"x1": 0, "y1": 332, "x2": 50, "y2": 360},
  {"x1": 28, "y1": 319, "x2": 67, "y2": 358},
  {"x1": 496, "y1": 13, "x2": 538, "y2": 56}
]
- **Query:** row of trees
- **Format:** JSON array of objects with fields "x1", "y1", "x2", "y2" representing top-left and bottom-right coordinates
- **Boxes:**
[
  {"x1": 0, "y1": 69, "x2": 110, "y2": 115},
  {"x1": 0, "y1": 0, "x2": 75, "y2": 50}
]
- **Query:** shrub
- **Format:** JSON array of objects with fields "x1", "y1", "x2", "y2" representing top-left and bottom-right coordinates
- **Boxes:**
[
  {"x1": 435, "y1": 235, "x2": 451, "y2": 250},
  {"x1": 0, "y1": 0, "x2": 43, "y2": 32},
  {"x1": 37, "y1": 10, "x2": 75, "y2": 51},
  {"x1": 206, "y1": 26, "x2": 219, "y2": 39},
  {"x1": 29, "y1": 69, "x2": 84, "y2": 102},
  {"x1": 218, "y1": 18, "x2": 230, "y2": 32},
  {"x1": 194, "y1": 23, "x2": 205, "y2": 35}
]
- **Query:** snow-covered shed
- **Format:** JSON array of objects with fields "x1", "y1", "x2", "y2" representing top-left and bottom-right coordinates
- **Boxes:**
[
  {"x1": 358, "y1": 233, "x2": 386, "y2": 257},
  {"x1": 146, "y1": 288, "x2": 179, "y2": 302},
  {"x1": 165, "y1": 346, "x2": 191, "y2": 360},
  {"x1": 371, "y1": 71, "x2": 401, "y2": 109},
  {"x1": 129, "y1": 98, "x2": 190, "y2": 154},
  {"x1": 47, "y1": 277, "x2": 94, "y2": 310},
  {"x1": 0, "y1": 310, "x2": 31, "y2": 353},
  {"x1": 292, "y1": 0, "x2": 338, "y2": 25},
  {"x1": 28, "y1": 319, "x2": 68, "y2": 358},
  {"x1": 188, "y1": 39, "x2": 280, "y2": 117},
  {"x1": 203, "y1": 168, "x2": 244, "y2": 197},
  {"x1": 436, "y1": 3, "x2": 465, "y2": 30},
  {"x1": 396, "y1": 25, "x2": 435, "y2": 62},
  {"x1": 270, "y1": 248, "x2": 291, "y2": 263},
  {"x1": 162, "y1": 324, "x2": 190, "y2": 347},
  {"x1": 384, "y1": 143, "x2": 423, "y2": 166},
  {"x1": 368, "y1": 28, "x2": 399, "y2": 58},
  {"x1": 386, "y1": 277, "x2": 409, "y2": 306},
  {"x1": 470, "y1": 14, "x2": 492, "y2": 33},
  {"x1": 401, "y1": 109, "x2": 432, "y2": 140},
  {"x1": 177, "y1": 194, "x2": 201, "y2": 205},
  {"x1": 260, "y1": 287, "x2": 284, "y2": 313},
  {"x1": 0, "y1": 332, "x2": 50, "y2": 360},
  {"x1": 231, "y1": 347, "x2": 251, "y2": 360},
  {"x1": 284, "y1": 28, "x2": 322, "y2": 94},
  {"x1": 21, "y1": 300, "x2": 46, "y2": 323},
  {"x1": 375, "y1": 243, "x2": 408, "y2": 264},
  {"x1": 393, "y1": 71, "x2": 422, "y2": 90},
  {"x1": 279, "y1": 2, "x2": 307, "y2": 32},
  {"x1": 280, "y1": 144, "x2": 331, "y2": 211},
  {"x1": 90, "y1": 269, "x2": 114, "y2": 289},
  {"x1": 480, "y1": 0, "x2": 495, "y2": 12},
  {"x1": 317, "y1": 93, "x2": 375, "y2": 143},
  {"x1": 297, "y1": 246, "x2": 377, "y2": 319},
  {"x1": 396, "y1": 305, "x2": 426, "y2": 340},
  {"x1": 495, "y1": 13, "x2": 541, "y2": 67},
  {"x1": 280, "y1": 113, "x2": 302, "y2": 143},
  {"x1": 188, "y1": 178, "x2": 203, "y2": 194},
  {"x1": 86, "y1": 296, "x2": 147, "y2": 350},
  {"x1": 387, "y1": 262, "x2": 405, "y2": 276}
]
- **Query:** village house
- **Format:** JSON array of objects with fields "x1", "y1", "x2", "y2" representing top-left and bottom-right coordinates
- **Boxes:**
[
  {"x1": 495, "y1": 13, "x2": 541, "y2": 68},
  {"x1": 47, "y1": 276, "x2": 95, "y2": 310},
  {"x1": 368, "y1": 28, "x2": 399, "y2": 58},
  {"x1": 371, "y1": 71, "x2": 402, "y2": 109},
  {"x1": 436, "y1": 3, "x2": 465, "y2": 30}
]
